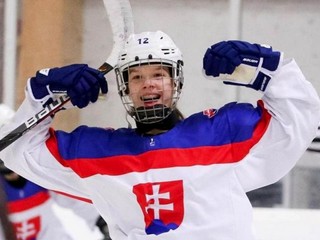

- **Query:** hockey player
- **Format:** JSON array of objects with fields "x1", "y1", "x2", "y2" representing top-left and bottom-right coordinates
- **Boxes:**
[
  {"x1": 0, "y1": 160, "x2": 111, "y2": 240},
  {"x1": 0, "y1": 105, "x2": 111, "y2": 240},
  {"x1": 1, "y1": 161, "x2": 76, "y2": 240},
  {"x1": 0, "y1": 31, "x2": 320, "y2": 239}
]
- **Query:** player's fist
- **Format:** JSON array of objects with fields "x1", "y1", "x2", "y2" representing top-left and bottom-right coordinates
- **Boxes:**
[
  {"x1": 203, "y1": 40, "x2": 282, "y2": 91},
  {"x1": 29, "y1": 64, "x2": 108, "y2": 108}
]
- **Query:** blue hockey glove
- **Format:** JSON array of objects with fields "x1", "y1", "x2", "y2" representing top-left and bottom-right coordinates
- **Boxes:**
[
  {"x1": 29, "y1": 64, "x2": 108, "y2": 108},
  {"x1": 203, "y1": 40, "x2": 282, "y2": 91}
]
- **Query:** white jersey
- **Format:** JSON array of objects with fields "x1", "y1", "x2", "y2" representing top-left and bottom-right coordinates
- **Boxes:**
[
  {"x1": 1, "y1": 59, "x2": 320, "y2": 240},
  {"x1": 9, "y1": 198, "x2": 73, "y2": 240},
  {"x1": 1, "y1": 176, "x2": 100, "y2": 240}
]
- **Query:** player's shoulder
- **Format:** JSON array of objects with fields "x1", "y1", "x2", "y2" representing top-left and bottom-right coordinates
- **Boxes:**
[
  {"x1": 220, "y1": 101, "x2": 257, "y2": 113},
  {"x1": 185, "y1": 102, "x2": 256, "y2": 121}
]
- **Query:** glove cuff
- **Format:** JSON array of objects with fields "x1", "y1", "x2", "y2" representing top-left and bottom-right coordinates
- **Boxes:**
[
  {"x1": 252, "y1": 51, "x2": 283, "y2": 91},
  {"x1": 261, "y1": 51, "x2": 282, "y2": 71},
  {"x1": 251, "y1": 72, "x2": 271, "y2": 91}
]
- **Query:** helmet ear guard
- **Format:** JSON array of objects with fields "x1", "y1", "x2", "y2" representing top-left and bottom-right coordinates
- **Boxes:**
[
  {"x1": 176, "y1": 59, "x2": 184, "y2": 90},
  {"x1": 114, "y1": 31, "x2": 184, "y2": 124}
]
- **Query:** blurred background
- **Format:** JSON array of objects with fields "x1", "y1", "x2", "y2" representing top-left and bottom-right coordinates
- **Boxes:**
[{"x1": 1, "y1": 0, "x2": 320, "y2": 239}]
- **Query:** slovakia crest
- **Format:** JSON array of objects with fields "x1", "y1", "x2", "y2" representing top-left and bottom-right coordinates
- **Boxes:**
[
  {"x1": 133, "y1": 180, "x2": 184, "y2": 235},
  {"x1": 13, "y1": 216, "x2": 41, "y2": 240},
  {"x1": 203, "y1": 108, "x2": 216, "y2": 118}
]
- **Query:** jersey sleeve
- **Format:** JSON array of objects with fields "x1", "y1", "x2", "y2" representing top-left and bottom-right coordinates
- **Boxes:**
[
  {"x1": 0, "y1": 93, "x2": 91, "y2": 200},
  {"x1": 234, "y1": 58, "x2": 320, "y2": 192},
  {"x1": 50, "y1": 191, "x2": 100, "y2": 230}
]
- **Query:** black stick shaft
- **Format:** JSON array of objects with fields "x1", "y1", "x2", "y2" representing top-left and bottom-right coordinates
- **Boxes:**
[{"x1": 0, "y1": 95, "x2": 70, "y2": 152}]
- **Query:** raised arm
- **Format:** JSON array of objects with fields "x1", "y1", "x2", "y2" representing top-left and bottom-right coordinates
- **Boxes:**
[
  {"x1": 0, "y1": 64, "x2": 107, "y2": 199},
  {"x1": 203, "y1": 40, "x2": 320, "y2": 191}
]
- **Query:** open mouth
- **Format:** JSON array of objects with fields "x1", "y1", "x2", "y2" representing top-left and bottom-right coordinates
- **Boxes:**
[
  {"x1": 140, "y1": 94, "x2": 161, "y2": 107},
  {"x1": 140, "y1": 94, "x2": 161, "y2": 104}
]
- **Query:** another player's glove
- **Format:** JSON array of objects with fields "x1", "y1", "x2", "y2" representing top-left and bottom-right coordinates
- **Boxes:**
[
  {"x1": 96, "y1": 216, "x2": 112, "y2": 240},
  {"x1": 203, "y1": 40, "x2": 283, "y2": 91},
  {"x1": 28, "y1": 64, "x2": 108, "y2": 108}
]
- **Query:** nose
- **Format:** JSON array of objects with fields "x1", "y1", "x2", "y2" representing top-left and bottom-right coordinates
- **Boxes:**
[{"x1": 142, "y1": 77, "x2": 157, "y2": 89}]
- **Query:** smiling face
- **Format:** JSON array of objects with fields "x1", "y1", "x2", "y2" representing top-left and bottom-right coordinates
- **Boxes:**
[
  {"x1": 115, "y1": 31, "x2": 184, "y2": 124},
  {"x1": 128, "y1": 64, "x2": 174, "y2": 109}
]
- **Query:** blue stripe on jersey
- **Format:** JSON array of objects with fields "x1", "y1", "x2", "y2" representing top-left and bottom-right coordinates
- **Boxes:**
[
  {"x1": 1, "y1": 177, "x2": 48, "y2": 202},
  {"x1": 53, "y1": 102, "x2": 263, "y2": 160}
]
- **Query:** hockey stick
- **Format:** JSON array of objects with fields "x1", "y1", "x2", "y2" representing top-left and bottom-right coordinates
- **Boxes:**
[{"x1": 0, "y1": 0, "x2": 134, "y2": 152}]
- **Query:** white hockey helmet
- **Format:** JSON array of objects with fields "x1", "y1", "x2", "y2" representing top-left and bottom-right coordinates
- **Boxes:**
[
  {"x1": 115, "y1": 31, "x2": 184, "y2": 124},
  {"x1": 0, "y1": 104, "x2": 15, "y2": 128}
]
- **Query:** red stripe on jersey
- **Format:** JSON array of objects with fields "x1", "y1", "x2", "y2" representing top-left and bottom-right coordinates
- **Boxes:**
[
  {"x1": 8, "y1": 191, "x2": 50, "y2": 213},
  {"x1": 46, "y1": 101, "x2": 271, "y2": 177},
  {"x1": 46, "y1": 128, "x2": 70, "y2": 167},
  {"x1": 53, "y1": 190, "x2": 92, "y2": 204}
]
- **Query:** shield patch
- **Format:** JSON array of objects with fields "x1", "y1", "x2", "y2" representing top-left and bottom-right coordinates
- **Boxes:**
[
  {"x1": 133, "y1": 180, "x2": 184, "y2": 235},
  {"x1": 13, "y1": 215, "x2": 41, "y2": 240}
]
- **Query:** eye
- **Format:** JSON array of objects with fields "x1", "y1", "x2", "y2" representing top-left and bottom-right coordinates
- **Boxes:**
[
  {"x1": 154, "y1": 73, "x2": 164, "y2": 78},
  {"x1": 154, "y1": 72, "x2": 169, "y2": 79},
  {"x1": 130, "y1": 74, "x2": 142, "y2": 81}
]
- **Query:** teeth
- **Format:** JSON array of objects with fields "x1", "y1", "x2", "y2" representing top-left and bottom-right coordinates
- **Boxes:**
[{"x1": 141, "y1": 95, "x2": 160, "y2": 101}]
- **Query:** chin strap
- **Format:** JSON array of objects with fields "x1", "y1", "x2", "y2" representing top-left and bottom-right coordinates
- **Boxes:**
[
  {"x1": 135, "y1": 109, "x2": 182, "y2": 135},
  {"x1": 134, "y1": 104, "x2": 171, "y2": 124}
]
